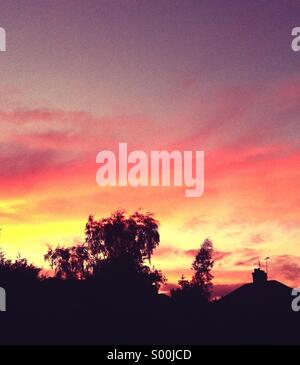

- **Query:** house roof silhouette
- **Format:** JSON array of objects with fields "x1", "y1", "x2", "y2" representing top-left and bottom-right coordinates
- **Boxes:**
[
  {"x1": 212, "y1": 267, "x2": 299, "y2": 344},
  {"x1": 218, "y1": 268, "x2": 292, "y2": 314}
]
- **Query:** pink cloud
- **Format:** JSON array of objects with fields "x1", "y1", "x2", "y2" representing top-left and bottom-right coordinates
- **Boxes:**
[
  {"x1": 250, "y1": 234, "x2": 265, "y2": 244},
  {"x1": 269, "y1": 255, "x2": 300, "y2": 284}
]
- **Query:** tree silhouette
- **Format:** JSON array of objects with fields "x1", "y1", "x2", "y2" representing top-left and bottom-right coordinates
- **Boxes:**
[
  {"x1": 0, "y1": 249, "x2": 40, "y2": 285},
  {"x1": 171, "y1": 239, "x2": 214, "y2": 303},
  {"x1": 191, "y1": 238, "x2": 214, "y2": 299},
  {"x1": 85, "y1": 210, "x2": 160, "y2": 267},
  {"x1": 44, "y1": 210, "x2": 165, "y2": 291},
  {"x1": 0, "y1": 233, "x2": 297, "y2": 345},
  {"x1": 178, "y1": 274, "x2": 190, "y2": 290},
  {"x1": 44, "y1": 244, "x2": 90, "y2": 279}
]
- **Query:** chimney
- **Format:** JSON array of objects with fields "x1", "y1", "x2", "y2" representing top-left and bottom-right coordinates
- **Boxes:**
[{"x1": 252, "y1": 268, "x2": 268, "y2": 285}]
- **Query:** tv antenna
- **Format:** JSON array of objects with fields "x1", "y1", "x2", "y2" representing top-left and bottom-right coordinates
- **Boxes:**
[{"x1": 264, "y1": 257, "x2": 270, "y2": 274}]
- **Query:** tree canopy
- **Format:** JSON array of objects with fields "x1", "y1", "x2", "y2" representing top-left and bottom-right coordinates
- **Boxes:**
[
  {"x1": 44, "y1": 210, "x2": 164, "y2": 291},
  {"x1": 171, "y1": 239, "x2": 214, "y2": 303}
]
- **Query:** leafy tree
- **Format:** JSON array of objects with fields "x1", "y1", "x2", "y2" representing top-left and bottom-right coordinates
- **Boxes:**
[
  {"x1": 178, "y1": 274, "x2": 190, "y2": 290},
  {"x1": 191, "y1": 238, "x2": 214, "y2": 299},
  {"x1": 171, "y1": 239, "x2": 214, "y2": 302},
  {"x1": 85, "y1": 210, "x2": 160, "y2": 267},
  {"x1": 44, "y1": 244, "x2": 90, "y2": 280},
  {"x1": 44, "y1": 210, "x2": 164, "y2": 291},
  {"x1": 0, "y1": 249, "x2": 41, "y2": 285}
]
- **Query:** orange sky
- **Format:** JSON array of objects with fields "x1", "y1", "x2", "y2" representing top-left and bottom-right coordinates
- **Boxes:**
[{"x1": 1, "y1": 91, "x2": 299, "y2": 291}]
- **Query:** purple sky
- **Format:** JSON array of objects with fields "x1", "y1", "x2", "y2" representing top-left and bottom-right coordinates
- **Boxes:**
[{"x1": 0, "y1": 0, "x2": 300, "y2": 119}]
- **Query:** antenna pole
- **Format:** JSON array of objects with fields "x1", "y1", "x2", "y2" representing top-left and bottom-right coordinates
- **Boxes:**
[{"x1": 264, "y1": 257, "x2": 270, "y2": 275}]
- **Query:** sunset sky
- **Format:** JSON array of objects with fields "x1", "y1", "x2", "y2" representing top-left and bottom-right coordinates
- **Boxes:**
[{"x1": 0, "y1": 0, "x2": 300, "y2": 295}]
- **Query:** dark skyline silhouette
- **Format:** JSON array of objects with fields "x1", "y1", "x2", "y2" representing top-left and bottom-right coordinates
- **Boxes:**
[{"x1": 0, "y1": 211, "x2": 299, "y2": 345}]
